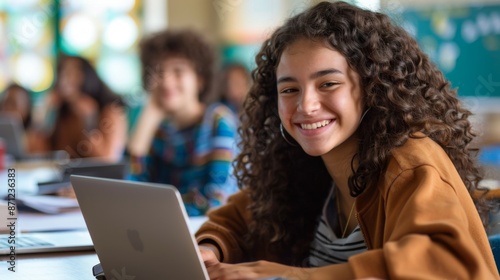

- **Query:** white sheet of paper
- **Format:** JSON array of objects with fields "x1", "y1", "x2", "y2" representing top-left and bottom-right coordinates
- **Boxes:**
[{"x1": 18, "y1": 210, "x2": 88, "y2": 232}]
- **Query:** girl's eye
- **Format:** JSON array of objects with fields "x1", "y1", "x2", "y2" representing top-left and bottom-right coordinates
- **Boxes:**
[
  {"x1": 321, "y1": 82, "x2": 338, "y2": 88},
  {"x1": 279, "y1": 88, "x2": 298, "y2": 94}
]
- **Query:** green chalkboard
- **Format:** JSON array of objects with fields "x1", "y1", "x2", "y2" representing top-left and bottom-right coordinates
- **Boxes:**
[{"x1": 398, "y1": 5, "x2": 500, "y2": 97}]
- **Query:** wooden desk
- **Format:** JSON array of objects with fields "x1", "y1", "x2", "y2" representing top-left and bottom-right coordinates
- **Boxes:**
[{"x1": 1, "y1": 251, "x2": 99, "y2": 279}]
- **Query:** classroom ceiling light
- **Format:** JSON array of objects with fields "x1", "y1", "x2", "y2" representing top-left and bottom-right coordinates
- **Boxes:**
[
  {"x1": 13, "y1": 52, "x2": 53, "y2": 92},
  {"x1": 62, "y1": 13, "x2": 98, "y2": 52},
  {"x1": 103, "y1": 15, "x2": 138, "y2": 51},
  {"x1": 9, "y1": 14, "x2": 45, "y2": 48},
  {"x1": 97, "y1": 55, "x2": 140, "y2": 95}
]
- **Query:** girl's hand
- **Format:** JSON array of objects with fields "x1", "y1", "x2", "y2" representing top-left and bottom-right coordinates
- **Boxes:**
[
  {"x1": 71, "y1": 94, "x2": 99, "y2": 120},
  {"x1": 143, "y1": 94, "x2": 167, "y2": 122},
  {"x1": 47, "y1": 90, "x2": 62, "y2": 107},
  {"x1": 199, "y1": 245, "x2": 220, "y2": 267},
  {"x1": 207, "y1": 261, "x2": 289, "y2": 280},
  {"x1": 199, "y1": 247, "x2": 309, "y2": 280}
]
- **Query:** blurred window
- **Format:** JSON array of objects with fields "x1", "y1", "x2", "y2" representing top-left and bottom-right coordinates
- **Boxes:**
[{"x1": 0, "y1": 0, "x2": 143, "y2": 104}]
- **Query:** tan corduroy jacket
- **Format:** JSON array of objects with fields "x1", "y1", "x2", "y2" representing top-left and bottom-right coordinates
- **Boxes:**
[{"x1": 196, "y1": 136, "x2": 499, "y2": 279}]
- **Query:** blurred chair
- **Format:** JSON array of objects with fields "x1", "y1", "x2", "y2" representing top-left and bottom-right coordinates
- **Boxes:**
[{"x1": 489, "y1": 234, "x2": 500, "y2": 274}]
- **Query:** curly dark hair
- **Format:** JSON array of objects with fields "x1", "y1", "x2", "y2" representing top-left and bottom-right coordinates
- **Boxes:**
[
  {"x1": 55, "y1": 55, "x2": 125, "y2": 115},
  {"x1": 139, "y1": 29, "x2": 217, "y2": 104},
  {"x1": 234, "y1": 1, "x2": 485, "y2": 265}
]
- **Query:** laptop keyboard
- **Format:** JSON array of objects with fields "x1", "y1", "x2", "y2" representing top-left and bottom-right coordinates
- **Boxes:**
[{"x1": 0, "y1": 236, "x2": 53, "y2": 248}]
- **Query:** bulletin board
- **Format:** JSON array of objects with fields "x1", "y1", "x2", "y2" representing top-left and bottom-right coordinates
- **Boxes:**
[{"x1": 400, "y1": 4, "x2": 500, "y2": 97}]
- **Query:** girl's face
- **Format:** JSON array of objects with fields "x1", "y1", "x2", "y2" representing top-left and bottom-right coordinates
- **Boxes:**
[
  {"x1": 58, "y1": 58, "x2": 84, "y2": 99},
  {"x1": 276, "y1": 38, "x2": 364, "y2": 157},
  {"x1": 151, "y1": 57, "x2": 203, "y2": 114}
]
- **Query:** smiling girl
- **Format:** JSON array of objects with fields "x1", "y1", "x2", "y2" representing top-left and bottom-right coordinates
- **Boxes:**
[{"x1": 195, "y1": 1, "x2": 498, "y2": 279}]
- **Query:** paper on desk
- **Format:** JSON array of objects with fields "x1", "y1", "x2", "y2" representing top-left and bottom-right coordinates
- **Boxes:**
[
  {"x1": 0, "y1": 169, "x2": 38, "y2": 197},
  {"x1": 18, "y1": 195, "x2": 79, "y2": 214},
  {"x1": 18, "y1": 210, "x2": 88, "y2": 232}
]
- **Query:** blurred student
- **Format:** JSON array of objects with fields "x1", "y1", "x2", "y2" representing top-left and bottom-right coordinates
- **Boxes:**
[
  {"x1": 0, "y1": 83, "x2": 42, "y2": 155},
  {"x1": 36, "y1": 55, "x2": 127, "y2": 161},
  {"x1": 219, "y1": 63, "x2": 251, "y2": 114},
  {"x1": 0, "y1": 83, "x2": 33, "y2": 128},
  {"x1": 127, "y1": 29, "x2": 239, "y2": 216}
]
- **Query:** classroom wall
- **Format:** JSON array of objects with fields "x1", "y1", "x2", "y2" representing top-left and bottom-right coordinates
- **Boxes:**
[{"x1": 167, "y1": 0, "x2": 217, "y2": 34}]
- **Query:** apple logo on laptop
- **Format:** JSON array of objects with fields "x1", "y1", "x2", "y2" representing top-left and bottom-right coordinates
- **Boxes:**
[
  {"x1": 127, "y1": 229, "x2": 144, "y2": 252},
  {"x1": 110, "y1": 267, "x2": 136, "y2": 280}
]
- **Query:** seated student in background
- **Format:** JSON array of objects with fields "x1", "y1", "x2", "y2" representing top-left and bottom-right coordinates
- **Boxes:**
[
  {"x1": 219, "y1": 63, "x2": 251, "y2": 115},
  {"x1": 0, "y1": 83, "x2": 33, "y2": 129},
  {"x1": 0, "y1": 83, "x2": 43, "y2": 155},
  {"x1": 35, "y1": 55, "x2": 127, "y2": 161},
  {"x1": 196, "y1": 1, "x2": 499, "y2": 279},
  {"x1": 127, "y1": 29, "x2": 239, "y2": 216},
  {"x1": 0, "y1": 83, "x2": 44, "y2": 156}
]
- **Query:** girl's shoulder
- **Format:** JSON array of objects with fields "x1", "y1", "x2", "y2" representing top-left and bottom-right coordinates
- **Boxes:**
[
  {"x1": 381, "y1": 134, "x2": 459, "y2": 188},
  {"x1": 389, "y1": 134, "x2": 448, "y2": 170}
]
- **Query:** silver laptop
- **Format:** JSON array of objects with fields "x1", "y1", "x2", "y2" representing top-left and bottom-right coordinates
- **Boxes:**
[
  {"x1": 70, "y1": 175, "x2": 210, "y2": 280},
  {"x1": 0, "y1": 230, "x2": 93, "y2": 255},
  {"x1": 0, "y1": 113, "x2": 68, "y2": 161},
  {"x1": 37, "y1": 158, "x2": 129, "y2": 195}
]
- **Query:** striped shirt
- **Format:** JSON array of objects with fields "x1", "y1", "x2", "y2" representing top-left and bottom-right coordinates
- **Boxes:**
[
  {"x1": 129, "y1": 102, "x2": 239, "y2": 216},
  {"x1": 308, "y1": 185, "x2": 367, "y2": 267}
]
